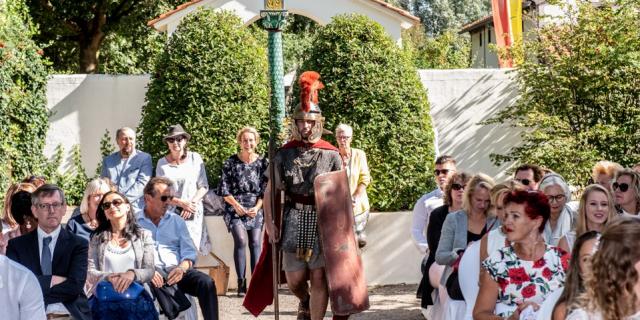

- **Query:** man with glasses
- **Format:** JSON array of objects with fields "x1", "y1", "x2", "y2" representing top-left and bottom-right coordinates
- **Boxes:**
[
  {"x1": 137, "y1": 177, "x2": 219, "y2": 320},
  {"x1": 411, "y1": 155, "x2": 457, "y2": 254},
  {"x1": 101, "y1": 127, "x2": 152, "y2": 210},
  {"x1": 513, "y1": 163, "x2": 544, "y2": 191},
  {"x1": 6, "y1": 184, "x2": 91, "y2": 320}
]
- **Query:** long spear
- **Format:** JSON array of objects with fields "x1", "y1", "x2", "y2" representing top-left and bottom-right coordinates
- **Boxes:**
[{"x1": 260, "y1": 2, "x2": 287, "y2": 319}]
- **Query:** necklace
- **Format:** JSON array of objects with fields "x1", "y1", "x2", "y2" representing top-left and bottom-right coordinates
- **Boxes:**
[
  {"x1": 83, "y1": 213, "x2": 98, "y2": 229},
  {"x1": 514, "y1": 240, "x2": 545, "y2": 261}
]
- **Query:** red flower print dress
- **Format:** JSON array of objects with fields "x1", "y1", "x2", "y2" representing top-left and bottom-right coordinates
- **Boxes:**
[{"x1": 482, "y1": 245, "x2": 569, "y2": 318}]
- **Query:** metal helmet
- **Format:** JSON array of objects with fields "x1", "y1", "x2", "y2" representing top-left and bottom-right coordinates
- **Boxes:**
[{"x1": 291, "y1": 71, "x2": 325, "y2": 143}]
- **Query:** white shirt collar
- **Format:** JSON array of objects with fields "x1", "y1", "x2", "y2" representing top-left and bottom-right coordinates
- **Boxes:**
[{"x1": 37, "y1": 225, "x2": 61, "y2": 243}]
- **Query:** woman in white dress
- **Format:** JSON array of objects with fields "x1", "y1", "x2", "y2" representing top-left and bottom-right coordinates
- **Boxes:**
[{"x1": 156, "y1": 124, "x2": 210, "y2": 255}]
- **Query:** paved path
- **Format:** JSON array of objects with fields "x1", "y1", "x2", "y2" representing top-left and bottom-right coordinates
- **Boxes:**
[{"x1": 219, "y1": 284, "x2": 424, "y2": 319}]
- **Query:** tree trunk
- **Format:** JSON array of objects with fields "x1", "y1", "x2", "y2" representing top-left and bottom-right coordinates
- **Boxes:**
[{"x1": 78, "y1": 30, "x2": 105, "y2": 74}]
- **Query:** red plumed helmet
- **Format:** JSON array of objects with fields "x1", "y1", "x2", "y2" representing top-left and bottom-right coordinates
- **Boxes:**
[{"x1": 299, "y1": 71, "x2": 324, "y2": 112}]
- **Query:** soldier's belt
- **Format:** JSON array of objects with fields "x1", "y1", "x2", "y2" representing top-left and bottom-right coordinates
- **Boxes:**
[
  {"x1": 287, "y1": 193, "x2": 315, "y2": 205},
  {"x1": 288, "y1": 202, "x2": 315, "y2": 212}
]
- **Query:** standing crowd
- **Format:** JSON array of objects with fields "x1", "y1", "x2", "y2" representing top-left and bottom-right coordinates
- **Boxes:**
[
  {"x1": 413, "y1": 156, "x2": 640, "y2": 319},
  {"x1": 0, "y1": 114, "x2": 372, "y2": 319}
]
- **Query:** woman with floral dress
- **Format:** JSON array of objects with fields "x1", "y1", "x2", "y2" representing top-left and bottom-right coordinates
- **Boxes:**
[
  {"x1": 219, "y1": 126, "x2": 268, "y2": 296},
  {"x1": 474, "y1": 190, "x2": 570, "y2": 320}
]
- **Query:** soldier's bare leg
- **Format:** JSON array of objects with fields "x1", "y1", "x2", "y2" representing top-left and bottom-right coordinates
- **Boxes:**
[
  {"x1": 285, "y1": 269, "x2": 310, "y2": 300},
  {"x1": 309, "y1": 268, "x2": 329, "y2": 320}
]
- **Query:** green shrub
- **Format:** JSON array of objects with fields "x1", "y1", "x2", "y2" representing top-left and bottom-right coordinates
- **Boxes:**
[
  {"x1": 486, "y1": 0, "x2": 640, "y2": 186},
  {"x1": 0, "y1": 0, "x2": 49, "y2": 199},
  {"x1": 297, "y1": 14, "x2": 436, "y2": 211},
  {"x1": 139, "y1": 9, "x2": 269, "y2": 186}
]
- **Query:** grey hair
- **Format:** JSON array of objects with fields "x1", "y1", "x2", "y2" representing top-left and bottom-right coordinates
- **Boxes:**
[
  {"x1": 539, "y1": 173, "x2": 571, "y2": 200},
  {"x1": 335, "y1": 123, "x2": 353, "y2": 136},
  {"x1": 115, "y1": 127, "x2": 135, "y2": 139}
]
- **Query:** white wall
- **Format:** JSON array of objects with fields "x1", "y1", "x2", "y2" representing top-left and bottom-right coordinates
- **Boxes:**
[
  {"x1": 419, "y1": 69, "x2": 521, "y2": 181},
  {"x1": 45, "y1": 74, "x2": 151, "y2": 175},
  {"x1": 45, "y1": 70, "x2": 521, "y2": 182}
]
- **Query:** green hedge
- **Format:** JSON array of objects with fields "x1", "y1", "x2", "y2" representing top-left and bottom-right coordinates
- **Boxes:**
[
  {"x1": 0, "y1": 0, "x2": 49, "y2": 199},
  {"x1": 297, "y1": 14, "x2": 436, "y2": 211},
  {"x1": 139, "y1": 9, "x2": 269, "y2": 186}
]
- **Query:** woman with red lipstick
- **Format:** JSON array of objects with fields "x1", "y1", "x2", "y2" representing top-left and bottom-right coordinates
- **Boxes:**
[
  {"x1": 480, "y1": 180, "x2": 526, "y2": 262},
  {"x1": 435, "y1": 173, "x2": 497, "y2": 302},
  {"x1": 474, "y1": 190, "x2": 569, "y2": 320},
  {"x1": 558, "y1": 184, "x2": 616, "y2": 253},
  {"x1": 612, "y1": 169, "x2": 640, "y2": 216}
]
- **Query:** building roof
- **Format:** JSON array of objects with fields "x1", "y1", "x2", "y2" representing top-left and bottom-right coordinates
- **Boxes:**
[
  {"x1": 459, "y1": 14, "x2": 493, "y2": 34},
  {"x1": 148, "y1": 0, "x2": 420, "y2": 27}
]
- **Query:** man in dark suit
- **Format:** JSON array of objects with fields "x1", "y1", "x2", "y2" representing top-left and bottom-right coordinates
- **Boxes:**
[{"x1": 7, "y1": 184, "x2": 91, "y2": 320}]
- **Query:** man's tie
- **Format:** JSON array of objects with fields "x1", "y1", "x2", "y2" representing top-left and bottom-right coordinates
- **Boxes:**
[{"x1": 41, "y1": 236, "x2": 52, "y2": 275}]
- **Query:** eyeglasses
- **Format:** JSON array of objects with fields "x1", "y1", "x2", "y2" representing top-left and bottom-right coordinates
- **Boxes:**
[
  {"x1": 337, "y1": 136, "x2": 352, "y2": 140},
  {"x1": 517, "y1": 179, "x2": 531, "y2": 186},
  {"x1": 451, "y1": 183, "x2": 466, "y2": 191},
  {"x1": 160, "y1": 195, "x2": 174, "y2": 202},
  {"x1": 166, "y1": 136, "x2": 185, "y2": 144},
  {"x1": 36, "y1": 202, "x2": 63, "y2": 211},
  {"x1": 613, "y1": 182, "x2": 630, "y2": 192},
  {"x1": 546, "y1": 194, "x2": 566, "y2": 203},
  {"x1": 102, "y1": 199, "x2": 125, "y2": 210},
  {"x1": 434, "y1": 169, "x2": 451, "y2": 176},
  {"x1": 89, "y1": 193, "x2": 103, "y2": 199}
]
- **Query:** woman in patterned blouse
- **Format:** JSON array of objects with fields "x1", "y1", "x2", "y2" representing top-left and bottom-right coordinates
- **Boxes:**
[
  {"x1": 219, "y1": 126, "x2": 268, "y2": 296},
  {"x1": 474, "y1": 190, "x2": 569, "y2": 320}
]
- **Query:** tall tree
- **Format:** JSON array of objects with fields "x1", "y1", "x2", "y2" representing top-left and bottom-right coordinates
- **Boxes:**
[
  {"x1": 413, "y1": 0, "x2": 490, "y2": 36},
  {"x1": 26, "y1": 0, "x2": 181, "y2": 73}
]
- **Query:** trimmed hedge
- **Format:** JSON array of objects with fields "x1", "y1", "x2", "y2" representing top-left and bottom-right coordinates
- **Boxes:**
[
  {"x1": 0, "y1": 0, "x2": 49, "y2": 198},
  {"x1": 139, "y1": 9, "x2": 269, "y2": 186},
  {"x1": 297, "y1": 14, "x2": 436, "y2": 211}
]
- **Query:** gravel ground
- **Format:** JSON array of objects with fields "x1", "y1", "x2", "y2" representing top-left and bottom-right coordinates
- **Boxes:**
[{"x1": 218, "y1": 284, "x2": 424, "y2": 319}]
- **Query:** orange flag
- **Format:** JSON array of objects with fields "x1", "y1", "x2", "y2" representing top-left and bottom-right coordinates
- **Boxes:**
[{"x1": 492, "y1": 0, "x2": 514, "y2": 67}]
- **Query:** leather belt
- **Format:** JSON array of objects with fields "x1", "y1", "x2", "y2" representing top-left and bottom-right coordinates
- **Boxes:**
[{"x1": 287, "y1": 193, "x2": 315, "y2": 205}]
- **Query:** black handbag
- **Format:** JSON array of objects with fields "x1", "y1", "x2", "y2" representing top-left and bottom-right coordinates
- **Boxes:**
[{"x1": 151, "y1": 284, "x2": 191, "y2": 320}]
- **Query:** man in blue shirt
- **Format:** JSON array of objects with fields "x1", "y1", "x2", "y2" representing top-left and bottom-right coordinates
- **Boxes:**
[
  {"x1": 102, "y1": 127, "x2": 152, "y2": 210},
  {"x1": 137, "y1": 177, "x2": 218, "y2": 320}
]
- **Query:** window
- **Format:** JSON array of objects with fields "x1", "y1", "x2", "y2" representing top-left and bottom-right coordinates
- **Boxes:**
[
  {"x1": 488, "y1": 28, "x2": 492, "y2": 43},
  {"x1": 479, "y1": 32, "x2": 483, "y2": 47}
]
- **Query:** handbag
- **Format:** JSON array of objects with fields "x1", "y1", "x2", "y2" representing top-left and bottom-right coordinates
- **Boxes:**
[
  {"x1": 445, "y1": 251, "x2": 466, "y2": 300},
  {"x1": 195, "y1": 252, "x2": 230, "y2": 296},
  {"x1": 91, "y1": 281, "x2": 158, "y2": 320},
  {"x1": 151, "y1": 283, "x2": 192, "y2": 320}
]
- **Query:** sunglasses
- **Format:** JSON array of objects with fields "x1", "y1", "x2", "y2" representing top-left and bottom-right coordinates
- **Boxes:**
[
  {"x1": 166, "y1": 136, "x2": 185, "y2": 144},
  {"x1": 102, "y1": 199, "x2": 125, "y2": 210},
  {"x1": 517, "y1": 179, "x2": 531, "y2": 186},
  {"x1": 613, "y1": 182, "x2": 630, "y2": 192},
  {"x1": 434, "y1": 169, "x2": 451, "y2": 176},
  {"x1": 451, "y1": 183, "x2": 466, "y2": 191},
  {"x1": 160, "y1": 195, "x2": 174, "y2": 202}
]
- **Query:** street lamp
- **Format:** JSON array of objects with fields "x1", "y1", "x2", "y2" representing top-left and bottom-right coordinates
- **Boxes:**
[{"x1": 261, "y1": 1, "x2": 287, "y2": 320}]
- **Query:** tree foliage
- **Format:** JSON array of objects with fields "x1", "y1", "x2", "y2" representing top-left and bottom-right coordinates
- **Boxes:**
[
  {"x1": 412, "y1": 0, "x2": 491, "y2": 36},
  {"x1": 0, "y1": 0, "x2": 49, "y2": 197},
  {"x1": 26, "y1": 0, "x2": 182, "y2": 73},
  {"x1": 403, "y1": 26, "x2": 470, "y2": 69},
  {"x1": 485, "y1": 0, "x2": 640, "y2": 186},
  {"x1": 139, "y1": 9, "x2": 269, "y2": 187},
  {"x1": 297, "y1": 14, "x2": 436, "y2": 211}
]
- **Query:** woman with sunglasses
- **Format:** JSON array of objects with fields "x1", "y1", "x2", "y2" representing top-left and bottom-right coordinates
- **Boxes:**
[
  {"x1": 67, "y1": 177, "x2": 114, "y2": 240},
  {"x1": 538, "y1": 173, "x2": 577, "y2": 246},
  {"x1": 156, "y1": 124, "x2": 210, "y2": 255},
  {"x1": 219, "y1": 126, "x2": 268, "y2": 296},
  {"x1": 417, "y1": 171, "x2": 470, "y2": 310},
  {"x1": 87, "y1": 191, "x2": 157, "y2": 319},
  {"x1": 558, "y1": 184, "x2": 615, "y2": 252},
  {"x1": 612, "y1": 169, "x2": 640, "y2": 216},
  {"x1": 436, "y1": 173, "x2": 497, "y2": 302}
]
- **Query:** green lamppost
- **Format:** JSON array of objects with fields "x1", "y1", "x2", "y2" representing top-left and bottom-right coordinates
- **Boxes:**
[{"x1": 261, "y1": 1, "x2": 287, "y2": 319}]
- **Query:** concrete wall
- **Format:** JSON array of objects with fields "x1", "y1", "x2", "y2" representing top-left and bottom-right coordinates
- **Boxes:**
[
  {"x1": 202, "y1": 211, "x2": 422, "y2": 289},
  {"x1": 45, "y1": 74, "x2": 151, "y2": 174},
  {"x1": 419, "y1": 69, "x2": 520, "y2": 182}
]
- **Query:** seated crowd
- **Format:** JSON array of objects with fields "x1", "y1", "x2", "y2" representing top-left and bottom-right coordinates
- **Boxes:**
[
  {"x1": 0, "y1": 125, "x2": 224, "y2": 320},
  {"x1": 414, "y1": 156, "x2": 640, "y2": 320}
]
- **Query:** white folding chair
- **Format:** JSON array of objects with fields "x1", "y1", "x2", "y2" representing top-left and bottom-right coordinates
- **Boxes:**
[
  {"x1": 459, "y1": 241, "x2": 481, "y2": 320},
  {"x1": 536, "y1": 289, "x2": 562, "y2": 320}
]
